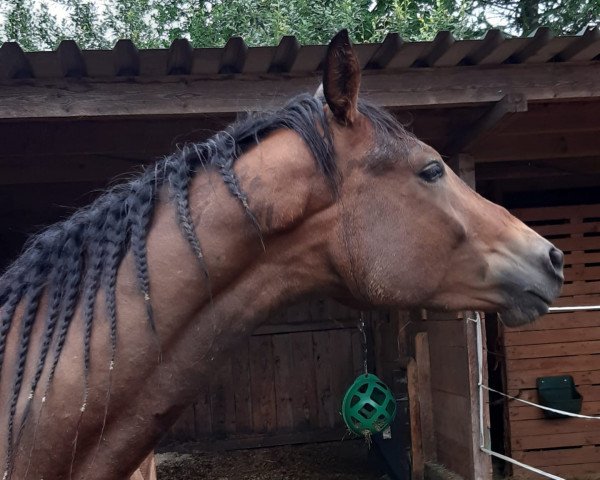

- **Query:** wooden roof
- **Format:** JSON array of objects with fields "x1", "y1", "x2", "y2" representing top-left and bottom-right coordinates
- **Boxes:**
[
  {"x1": 2, "y1": 27, "x2": 600, "y2": 80},
  {"x1": 0, "y1": 27, "x2": 599, "y2": 119}
]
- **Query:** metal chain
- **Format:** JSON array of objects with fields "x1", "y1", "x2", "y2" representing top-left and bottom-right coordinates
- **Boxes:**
[{"x1": 358, "y1": 312, "x2": 368, "y2": 375}]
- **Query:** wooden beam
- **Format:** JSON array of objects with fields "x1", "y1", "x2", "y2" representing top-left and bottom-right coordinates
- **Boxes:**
[
  {"x1": 113, "y1": 40, "x2": 140, "y2": 76},
  {"x1": 413, "y1": 31, "x2": 455, "y2": 67},
  {"x1": 167, "y1": 39, "x2": 193, "y2": 75},
  {"x1": 444, "y1": 93, "x2": 528, "y2": 156},
  {"x1": 219, "y1": 37, "x2": 247, "y2": 74},
  {"x1": 0, "y1": 43, "x2": 33, "y2": 79},
  {"x1": 463, "y1": 29, "x2": 505, "y2": 66},
  {"x1": 365, "y1": 33, "x2": 403, "y2": 69},
  {"x1": 408, "y1": 358, "x2": 424, "y2": 480},
  {"x1": 0, "y1": 62, "x2": 598, "y2": 119},
  {"x1": 476, "y1": 157, "x2": 600, "y2": 180},
  {"x1": 473, "y1": 129, "x2": 600, "y2": 162},
  {"x1": 0, "y1": 115, "x2": 233, "y2": 158},
  {"x1": 508, "y1": 27, "x2": 552, "y2": 64},
  {"x1": 268, "y1": 36, "x2": 299, "y2": 73},
  {"x1": 493, "y1": 100, "x2": 600, "y2": 135},
  {"x1": 555, "y1": 26, "x2": 600, "y2": 62},
  {"x1": 58, "y1": 40, "x2": 87, "y2": 77}
]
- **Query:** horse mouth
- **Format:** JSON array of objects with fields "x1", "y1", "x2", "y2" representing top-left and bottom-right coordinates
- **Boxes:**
[
  {"x1": 498, "y1": 288, "x2": 554, "y2": 327},
  {"x1": 525, "y1": 289, "x2": 552, "y2": 306}
]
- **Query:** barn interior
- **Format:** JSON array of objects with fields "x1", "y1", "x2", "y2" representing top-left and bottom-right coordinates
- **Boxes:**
[{"x1": 1, "y1": 29, "x2": 599, "y2": 479}]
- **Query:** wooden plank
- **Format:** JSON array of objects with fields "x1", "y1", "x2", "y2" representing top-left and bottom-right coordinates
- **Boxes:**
[
  {"x1": 505, "y1": 340, "x2": 600, "y2": 359},
  {"x1": 267, "y1": 36, "x2": 300, "y2": 74},
  {"x1": 289, "y1": 332, "x2": 318, "y2": 430},
  {"x1": 271, "y1": 333, "x2": 294, "y2": 431},
  {"x1": 564, "y1": 265, "x2": 600, "y2": 282},
  {"x1": 415, "y1": 332, "x2": 436, "y2": 462},
  {"x1": 513, "y1": 445, "x2": 600, "y2": 467},
  {"x1": 548, "y1": 235, "x2": 600, "y2": 252},
  {"x1": 531, "y1": 220, "x2": 600, "y2": 237},
  {"x1": 507, "y1": 354, "x2": 600, "y2": 373},
  {"x1": 511, "y1": 204, "x2": 600, "y2": 221},
  {"x1": 553, "y1": 294, "x2": 600, "y2": 306},
  {"x1": 328, "y1": 329, "x2": 354, "y2": 429},
  {"x1": 444, "y1": 93, "x2": 528, "y2": 156},
  {"x1": 113, "y1": 39, "x2": 140, "y2": 76},
  {"x1": 313, "y1": 330, "x2": 336, "y2": 429},
  {"x1": 169, "y1": 404, "x2": 196, "y2": 441},
  {"x1": 430, "y1": 390, "x2": 473, "y2": 477},
  {"x1": 167, "y1": 39, "x2": 193, "y2": 75},
  {"x1": 0, "y1": 42, "x2": 33, "y2": 79},
  {"x1": 474, "y1": 130, "x2": 600, "y2": 162},
  {"x1": 351, "y1": 329, "x2": 365, "y2": 377},
  {"x1": 365, "y1": 33, "x2": 403, "y2": 69},
  {"x1": 498, "y1": 101, "x2": 600, "y2": 135},
  {"x1": 512, "y1": 429, "x2": 600, "y2": 450},
  {"x1": 209, "y1": 359, "x2": 236, "y2": 436},
  {"x1": 510, "y1": 417, "x2": 600, "y2": 437},
  {"x1": 559, "y1": 281, "x2": 600, "y2": 296},
  {"x1": 508, "y1": 385, "x2": 600, "y2": 403},
  {"x1": 540, "y1": 463, "x2": 600, "y2": 477},
  {"x1": 507, "y1": 368, "x2": 600, "y2": 390},
  {"x1": 0, "y1": 62, "x2": 599, "y2": 119},
  {"x1": 58, "y1": 40, "x2": 87, "y2": 77},
  {"x1": 428, "y1": 345, "x2": 470, "y2": 397},
  {"x1": 504, "y1": 326, "x2": 600, "y2": 346},
  {"x1": 510, "y1": 310, "x2": 600, "y2": 331},
  {"x1": 249, "y1": 335, "x2": 276, "y2": 433},
  {"x1": 193, "y1": 388, "x2": 212, "y2": 437},
  {"x1": 509, "y1": 401, "x2": 600, "y2": 421},
  {"x1": 231, "y1": 340, "x2": 253, "y2": 433},
  {"x1": 408, "y1": 358, "x2": 424, "y2": 480},
  {"x1": 512, "y1": 462, "x2": 600, "y2": 479},
  {"x1": 465, "y1": 315, "x2": 492, "y2": 480}
]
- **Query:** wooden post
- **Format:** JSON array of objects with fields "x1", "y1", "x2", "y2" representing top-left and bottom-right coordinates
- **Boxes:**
[
  {"x1": 415, "y1": 332, "x2": 436, "y2": 462},
  {"x1": 407, "y1": 358, "x2": 424, "y2": 480},
  {"x1": 457, "y1": 153, "x2": 493, "y2": 479}
]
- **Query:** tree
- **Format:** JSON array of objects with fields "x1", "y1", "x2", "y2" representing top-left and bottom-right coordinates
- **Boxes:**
[{"x1": 0, "y1": 0, "x2": 598, "y2": 51}]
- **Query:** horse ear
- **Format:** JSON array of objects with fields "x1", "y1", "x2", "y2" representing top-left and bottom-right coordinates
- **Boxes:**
[{"x1": 322, "y1": 29, "x2": 361, "y2": 125}]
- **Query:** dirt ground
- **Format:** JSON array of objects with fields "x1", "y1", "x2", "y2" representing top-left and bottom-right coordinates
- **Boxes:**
[{"x1": 156, "y1": 440, "x2": 389, "y2": 480}]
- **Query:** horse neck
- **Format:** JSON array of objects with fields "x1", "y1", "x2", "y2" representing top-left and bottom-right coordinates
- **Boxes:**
[{"x1": 14, "y1": 129, "x2": 337, "y2": 479}]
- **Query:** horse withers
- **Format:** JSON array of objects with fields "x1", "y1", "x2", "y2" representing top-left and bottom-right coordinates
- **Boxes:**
[{"x1": 0, "y1": 30, "x2": 562, "y2": 479}]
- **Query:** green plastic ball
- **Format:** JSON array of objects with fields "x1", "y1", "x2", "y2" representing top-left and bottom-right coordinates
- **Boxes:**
[{"x1": 341, "y1": 373, "x2": 397, "y2": 435}]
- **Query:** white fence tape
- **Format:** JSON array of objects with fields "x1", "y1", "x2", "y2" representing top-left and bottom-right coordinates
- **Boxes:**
[{"x1": 469, "y1": 307, "x2": 600, "y2": 480}]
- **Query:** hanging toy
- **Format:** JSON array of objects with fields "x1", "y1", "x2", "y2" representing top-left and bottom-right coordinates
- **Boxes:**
[
  {"x1": 342, "y1": 372, "x2": 397, "y2": 436},
  {"x1": 341, "y1": 314, "x2": 397, "y2": 436}
]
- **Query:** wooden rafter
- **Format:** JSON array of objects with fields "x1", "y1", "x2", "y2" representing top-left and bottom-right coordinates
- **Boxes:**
[
  {"x1": 0, "y1": 62, "x2": 598, "y2": 120},
  {"x1": 444, "y1": 93, "x2": 528, "y2": 156}
]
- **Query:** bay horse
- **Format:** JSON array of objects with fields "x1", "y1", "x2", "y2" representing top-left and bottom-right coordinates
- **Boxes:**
[{"x1": 0, "y1": 30, "x2": 563, "y2": 479}]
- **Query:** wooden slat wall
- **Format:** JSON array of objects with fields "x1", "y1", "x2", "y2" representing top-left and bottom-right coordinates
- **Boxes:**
[
  {"x1": 164, "y1": 298, "x2": 370, "y2": 448},
  {"x1": 505, "y1": 204, "x2": 600, "y2": 478}
]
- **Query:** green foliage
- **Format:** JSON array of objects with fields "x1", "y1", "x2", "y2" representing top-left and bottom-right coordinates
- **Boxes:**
[{"x1": 0, "y1": 0, "x2": 598, "y2": 51}]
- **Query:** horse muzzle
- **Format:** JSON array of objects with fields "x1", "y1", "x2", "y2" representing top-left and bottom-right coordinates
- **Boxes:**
[{"x1": 496, "y1": 244, "x2": 564, "y2": 327}]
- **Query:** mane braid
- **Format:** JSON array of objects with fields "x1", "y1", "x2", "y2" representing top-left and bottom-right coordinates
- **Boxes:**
[{"x1": 0, "y1": 93, "x2": 408, "y2": 475}]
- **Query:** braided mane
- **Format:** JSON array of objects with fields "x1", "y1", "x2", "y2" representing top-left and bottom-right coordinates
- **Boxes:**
[{"x1": 0, "y1": 93, "x2": 407, "y2": 471}]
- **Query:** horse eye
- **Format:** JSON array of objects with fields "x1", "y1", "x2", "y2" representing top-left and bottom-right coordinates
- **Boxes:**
[{"x1": 418, "y1": 161, "x2": 444, "y2": 183}]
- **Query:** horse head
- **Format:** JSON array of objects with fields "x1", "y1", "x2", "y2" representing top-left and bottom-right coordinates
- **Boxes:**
[{"x1": 317, "y1": 30, "x2": 563, "y2": 326}]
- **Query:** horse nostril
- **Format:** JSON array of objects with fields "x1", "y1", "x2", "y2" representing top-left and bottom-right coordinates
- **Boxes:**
[{"x1": 549, "y1": 247, "x2": 564, "y2": 272}]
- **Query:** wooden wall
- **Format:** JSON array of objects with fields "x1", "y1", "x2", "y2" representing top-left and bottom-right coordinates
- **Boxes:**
[
  {"x1": 504, "y1": 204, "x2": 600, "y2": 477},
  {"x1": 164, "y1": 299, "x2": 382, "y2": 449},
  {"x1": 408, "y1": 312, "x2": 492, "y2": 480}
]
